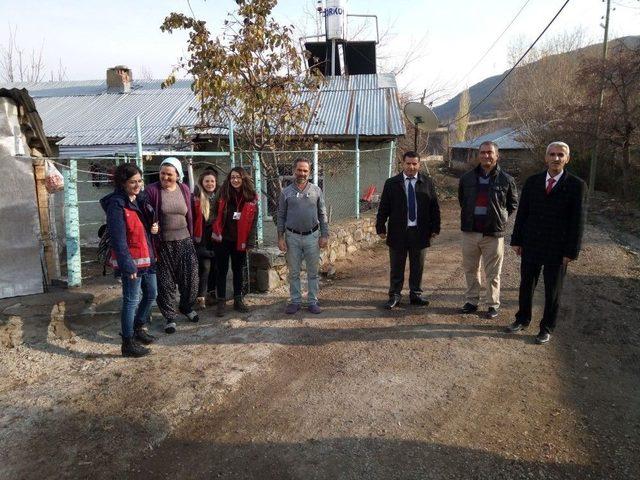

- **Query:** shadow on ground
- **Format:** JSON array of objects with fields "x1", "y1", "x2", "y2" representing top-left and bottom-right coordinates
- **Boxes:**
[{"x1": 133, "y1": 436, "x2": 597, "y2": 480}]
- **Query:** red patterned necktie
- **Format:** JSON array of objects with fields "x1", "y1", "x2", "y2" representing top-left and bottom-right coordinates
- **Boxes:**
[{"x1": 546, "y1": 178, "x2": 556, "y2": 195}]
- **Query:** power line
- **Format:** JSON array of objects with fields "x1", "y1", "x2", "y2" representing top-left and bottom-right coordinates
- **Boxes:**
[
  {"x1": 445, "y1": 0, "x2": 572, "y2": 129},
  {"x1": 449, "y1": 0, "x2": 532, "y2": 95}
]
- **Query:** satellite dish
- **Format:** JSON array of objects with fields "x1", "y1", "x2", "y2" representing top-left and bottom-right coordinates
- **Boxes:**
[
  {"x1": 403, "y1": 102, "x2": 439, "y2": 132},
  {"x1": 403, "y1": 102, "x2": 439, "y2": 152}
]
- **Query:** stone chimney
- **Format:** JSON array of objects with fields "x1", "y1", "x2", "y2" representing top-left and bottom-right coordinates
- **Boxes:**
[{"x1": 106, "y1": 65, "x2": 132, "y2": 93}]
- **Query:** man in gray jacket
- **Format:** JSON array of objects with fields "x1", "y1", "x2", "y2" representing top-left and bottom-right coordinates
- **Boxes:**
[
  {"x1": 458, "y1": 141, "x2": 518, "y2": 319},
  {"x1": 277, "y1": 158, "x2": 329, "y2": 314}
]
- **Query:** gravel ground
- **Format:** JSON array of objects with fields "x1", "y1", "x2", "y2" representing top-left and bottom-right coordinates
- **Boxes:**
[{"x1": 1, "y1": 198, "x2": 639, "y2": 480}]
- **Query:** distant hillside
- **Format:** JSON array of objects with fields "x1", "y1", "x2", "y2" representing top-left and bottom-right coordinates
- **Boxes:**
[
  {"x1": 434, "y1": 71, "x2": 508, "y2": 123},
  {"x1": 434, "y1": 35, "x2": 640, "y2": 124}
]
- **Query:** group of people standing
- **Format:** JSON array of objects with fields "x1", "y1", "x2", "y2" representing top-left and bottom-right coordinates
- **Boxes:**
[
  {"x1": 103, "y1": 140, "x2": 585, "y2": 358},
  {"x1": 376, "y1": 141, "x2": 586, "y2": 345},
  {"x1": 101, "y1": 158, "x2": 258, "y2": 357}
]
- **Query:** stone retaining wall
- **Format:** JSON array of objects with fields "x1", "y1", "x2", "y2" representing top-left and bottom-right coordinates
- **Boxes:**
[{"x1": 250, "y1": 212, "x2": 379, "y2": 292}]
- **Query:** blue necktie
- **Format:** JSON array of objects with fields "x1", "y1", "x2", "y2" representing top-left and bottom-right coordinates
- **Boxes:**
[{"x1": 407, "y1": 177, "x2": 416, "y2": 222}]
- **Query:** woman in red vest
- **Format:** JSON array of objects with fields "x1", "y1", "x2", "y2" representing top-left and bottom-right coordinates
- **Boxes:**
[
  {"x1": 211, "y1": 167, "x2": 258, "y2": 317},
  {"x1": 100, "y1": 163, "x2": 158, "y2": 357}
]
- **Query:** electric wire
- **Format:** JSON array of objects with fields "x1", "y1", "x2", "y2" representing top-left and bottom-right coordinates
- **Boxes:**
[
  {"x1": 448, "y1": 0, "x2": 532, "y2": 95},
  {"x1": 445, "y1": 0, "x2": 572, "y2": 129}
]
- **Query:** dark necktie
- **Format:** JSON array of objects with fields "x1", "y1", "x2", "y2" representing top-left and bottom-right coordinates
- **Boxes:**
[
  {"x1": 407, "y1": 177, "x2": 416, "y2": 222},
  {"x1": 546, "y1": 177, "x2": 556, "y2": 195}
]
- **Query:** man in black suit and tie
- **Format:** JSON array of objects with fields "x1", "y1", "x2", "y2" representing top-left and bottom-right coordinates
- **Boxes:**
[
  {"x1": 507, "y1": 141, "x2": 586, "y2": 344},
  {"x1": 376, "y1": 151, "x2": 441, "y2": 309}
]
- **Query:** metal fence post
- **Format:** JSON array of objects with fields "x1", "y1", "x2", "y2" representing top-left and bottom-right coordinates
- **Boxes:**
[
  {"x1": 187, "y1": 147, "x2": 195, "y2": 192},
  {"x1": 135, "y1": 116, "x2": 143, "y2": 171},
  {"x1": 253, "y1": 151, "x2": 264, "y2": 246},
  {"x1": 355, "y1": 105, "x2": 360, "y2": 219},
  {"x1": 313, "y1": 142, "x2": 319, "y2": 184},
  {"x1": 388, "y1": 139, "x2": 395, "y2": 178},
  {"x1": 63, "y1": 159, "x2": 82, "y2": 287},
  {"x1": 229, "y1": 120, "x2": 236, "y2": 168}
]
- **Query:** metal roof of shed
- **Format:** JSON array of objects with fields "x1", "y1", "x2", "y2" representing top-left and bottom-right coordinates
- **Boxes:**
[
  {"x1": 2, "y1": 74, "x2": 404, "y2": 148},
  {"x1": 452, "y1": 127, "x2": 531, "y2": 150}
]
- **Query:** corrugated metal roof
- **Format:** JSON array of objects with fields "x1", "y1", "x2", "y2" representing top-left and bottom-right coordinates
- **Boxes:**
[
  {"x1": 452, "y1": 127, "x2": 531, "y2": 150},
  {"x1": 0, "y1": 74, "x2": 404, "y2": 147}
]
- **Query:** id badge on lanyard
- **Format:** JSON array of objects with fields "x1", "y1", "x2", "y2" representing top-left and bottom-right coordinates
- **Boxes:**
[{"x1": 233, "y1": 191, "x2": 244, "y2": 220}]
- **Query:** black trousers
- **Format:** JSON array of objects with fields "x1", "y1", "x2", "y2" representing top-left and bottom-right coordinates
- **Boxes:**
[
  {"x1": 197, "y1": 255, "x2": 217, "y2": 297},
  {"x1": 214, "y1": 239, "x2": 246, "y2": 299},
  {"x1": 515, "y1": 261, "x2": 567, "y2": 334},
  {"x1": 388, "y1": 227, "x2": 426, "y2": 298},
  {"x1": 157, "y1": 238, "x2": 199, "y2": 321}
]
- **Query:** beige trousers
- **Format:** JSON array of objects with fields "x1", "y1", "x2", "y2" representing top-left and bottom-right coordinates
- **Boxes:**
[{"x1": 461, "y1": 232, "x2": 504, "y2": 309}]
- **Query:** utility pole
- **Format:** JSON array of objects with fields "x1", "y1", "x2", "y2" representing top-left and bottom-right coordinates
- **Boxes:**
[{"x1": 588, "y1": 0, "x2": 611, "y2": 200}]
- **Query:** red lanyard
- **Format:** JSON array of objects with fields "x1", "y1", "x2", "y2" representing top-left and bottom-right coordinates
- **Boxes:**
[{"x1": 234, "y1": 190, "x2": 245, "y2": 212}]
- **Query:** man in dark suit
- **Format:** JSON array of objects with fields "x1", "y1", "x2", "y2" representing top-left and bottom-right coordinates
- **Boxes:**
[
  {"x1": 507, "y1": 141, "x2": 586, "y2": 344},
  {"x1": 376, "y1": 151, "x2": 441, "y2": 309}
]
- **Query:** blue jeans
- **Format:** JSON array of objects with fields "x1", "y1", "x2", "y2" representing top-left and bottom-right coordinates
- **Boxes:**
[
  {"x1": 121, "y1": 270, "x2": 157, "y2": 339},
  {"x1": 285, "y1": 229, "x2": 320, "y2": 305}
]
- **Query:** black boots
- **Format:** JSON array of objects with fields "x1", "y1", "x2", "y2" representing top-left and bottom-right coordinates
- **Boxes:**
[
  {"x1": 121, "y1": 337, "x2": 150, "y2": 358},
  {"x1": 134, "y1": 327, "x2": 155, "y2": 345},
  {"x1": 216, "y1": 296, "x2": 248, "y2": 317},
  {"x1": 234, "y1": 296, "x2": 249, "y2": 313},
  {"x1": 216, "y1": 299, "x2": 226, "y2": 317}
]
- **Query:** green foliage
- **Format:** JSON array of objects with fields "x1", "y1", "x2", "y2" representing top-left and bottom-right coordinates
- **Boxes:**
[{"x1": 160, "y1": 0, "x2": 321, "y2": 152}]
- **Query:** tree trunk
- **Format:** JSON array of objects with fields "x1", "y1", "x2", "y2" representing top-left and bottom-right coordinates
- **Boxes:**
[
  {"x1": 259, "y1": 153, "x2": 283, "y2": 222},
  {"x1": 620, "y1": 140, "x2": 632, "y2": 201}
]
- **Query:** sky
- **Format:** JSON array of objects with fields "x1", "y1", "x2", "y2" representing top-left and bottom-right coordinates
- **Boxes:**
[{"x1": 2, "y1": 0, "x2": 639, "y2": 104}]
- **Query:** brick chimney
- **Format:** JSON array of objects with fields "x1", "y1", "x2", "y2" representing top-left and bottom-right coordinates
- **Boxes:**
[{"x1": 106, "y1": 65, "x2": 132, "y2": 93}]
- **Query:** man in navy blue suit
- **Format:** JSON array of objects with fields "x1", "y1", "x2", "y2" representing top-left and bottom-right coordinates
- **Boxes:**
[{"x1": 376, "y1": 151, "x2": 441, "y2": 309}]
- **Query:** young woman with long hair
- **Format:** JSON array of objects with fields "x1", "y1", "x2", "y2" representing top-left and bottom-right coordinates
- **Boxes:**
[
  {"x1": 193, "y1": 169, "x2": 218, "y2": 309},
  {"x1": 211, "y1": 167, "x2": 258, "y2": 317}
]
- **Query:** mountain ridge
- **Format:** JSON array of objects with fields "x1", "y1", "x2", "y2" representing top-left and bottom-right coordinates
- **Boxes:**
[{"x1": 433, "y1": 35, "x2": 640, "y2": 124}]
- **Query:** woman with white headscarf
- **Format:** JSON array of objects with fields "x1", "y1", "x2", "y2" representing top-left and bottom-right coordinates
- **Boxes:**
[{"x1": 143, "y1": 157, "x2": 199, "y2": 333}]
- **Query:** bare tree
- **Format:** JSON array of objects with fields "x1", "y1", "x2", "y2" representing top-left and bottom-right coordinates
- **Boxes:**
[
  {"x1": 503, "y1": 31, "x2": 640, "y2": 200},
  {"x1": 0, "y1": 25, "x2": 46, "y2": 82},
  {"x1": 1, "y1": 25, "x2": 68, "y2": 83},
  {"x1": 138, "y1": 65, "x2": 154, "y2": 81},
  {"x1": 503, "y1": 30, "x2": 592, "y2": 152},
  {"x1": 365, "y1": 17, "x2": 430, "y2": 77},
  {"x1": 572, "y1": 42, "x2": 640, "y2": 199},
  {"x1": 49, "y1": 58, "x2": 68, "y2": 82}
]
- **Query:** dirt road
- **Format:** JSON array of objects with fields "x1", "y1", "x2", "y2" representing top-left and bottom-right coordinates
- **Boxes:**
[{"x1": 1, "y1": 199, "x2": 639, "y2": 479}]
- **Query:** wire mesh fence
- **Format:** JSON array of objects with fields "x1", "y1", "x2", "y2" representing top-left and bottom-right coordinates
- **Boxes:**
[
  {"x1": 254, "y1": 144, "x2": 394, "y2": 248},
  {"x1": 50, "y1": 153, "x2": 235, "y2": 284},
  {"x1": 51, "y1": 142, "x2": 395, "y2": 285},
  {"x1": 51, "y1": 154, "x2": 235, "y2": 247}
]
